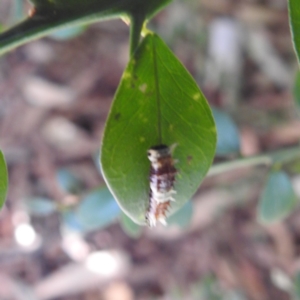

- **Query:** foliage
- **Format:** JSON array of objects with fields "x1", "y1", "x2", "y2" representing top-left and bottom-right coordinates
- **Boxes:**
[
  {"x1": 212, "y1": 107, "x2": 240, "y2": 156},
  {"x1": 56, "y1": 169, "x2": 84, "y2": 194},
  {"x1": 0, "y1": 151, "x2": 8, "y2": 209},
  {"x1": 189, "y1": 276, "x2": 247, "y2": 300},
  {"x1": 0, "y1": 0, "x2": 299, "y2": 230},
  {"x1": 74, "y1": 187, "x2": 121, "y2": 231},
  {"x1": 294, "y1": 271, "x2": 300, "y2": 300},
  {"x1": 258, "y1": 171, "x2": 297, "y2": 224},
  {"x1": 289, "y1": 0, "x2": 300, "y2": 64},
  {"x1": 25, "y1": 197, "x2": 57, "y2": 216},
  {"x1": 0, "y1": 0, "x2": 172, "y2": 56},
  {"x1": 294, "y1": 71, "x2": 300, "y2": 111},
  {"x1": 101, "y1": 33, "x2": 216, "y2": 224},
  {"x1": 59, "y1": 187, "x2": 121, "y2": 233}
]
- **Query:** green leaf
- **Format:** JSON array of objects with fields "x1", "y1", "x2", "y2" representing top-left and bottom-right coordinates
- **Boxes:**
[
  {"x1": 294, "y1": 71, "x2": 300, "y2": 110},
  {"x1": 12, "y1": 0, "x2": 25, "y2": 21},
  {"x1": 56, "y1": 169, "x2": 84, "y2": 194},
  {"x1": 0, "y1": 0, "x2": 172, "y2": 56},
  {"x1": 289, "y1": 0, "x2": 300, "y2": 64},
  {"x1": 75, "y1": 187, "x2": 121, "y2": 230},
  {"x1": 62, "y1": 210, "x2": 86, "y2": 233},
  {"x1": 294, "y1": 271, "x2": 300, "y2": 300},
  {"x1": 167, "y1": 200, "x2": 193, "y2": 228},
  {"x1": 212, "y1": 107, "x2": 240, "y2": 156},
  {"x1": 101, "y1": 33, "x2": 216, "y2": 225},
  {"x1": 50, "y1": 25, "x2": 86, "y2": 40},
  {"x1": 120, "y1": 212, "x2": 142, "y2": 238},
  {"x1": 25, "y1": 197, "x2": 57, "y2": 216},
  {"x1": 258, "y1": 171, "x2": 297, "y2": 223},
  {"x1": 193, "y1": 276, "x2": 222, "y2": 300},
  {"x1": 0, "y1": 151, "x2": 8, "y2": 209}
]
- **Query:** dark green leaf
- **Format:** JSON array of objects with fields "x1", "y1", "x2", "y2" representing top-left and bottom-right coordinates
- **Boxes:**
[
  {"x1": 26, "y1": 197, "x2": 57, "y2": 215},
  {"x1": 294, "y1": 71, "x2": 300, "y2": 110},
  {"x1": 212, "y1": 107, "x2": 240, "y2": 156},
  {"x1": 167, "y1": 200, "x2": 193, "y2": 228},
  {"x1": 75, "y1": 187, "x2": 121, "y2": 230},
  {"x1": 120, "y1": 212, "x2": 142, "y2": 238},
  {"x1": 101, "y1": 33, "x2": 216, "y2": 225},
  {"x1": 289, "y1": 0, "x2": 300, "y2": 64},
  {"x1": 0, "y1": 151, "x2": 8, "y2": 209},
  {"x1": 0, "y1": 0, "x2": 172, "y2": 56},
  {"x1": 258, "y1": 171, "x2": 297, "y2": 223}
]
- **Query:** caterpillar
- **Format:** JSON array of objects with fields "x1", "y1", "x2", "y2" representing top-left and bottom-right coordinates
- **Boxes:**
[{"x1": 146, "y1": 144, "x2": 177, "y2": 227}]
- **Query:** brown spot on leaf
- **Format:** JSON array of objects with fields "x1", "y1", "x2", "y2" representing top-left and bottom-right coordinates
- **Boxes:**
[{"x1": 187, "y1": 155, "x2": 193, "y2": 164}]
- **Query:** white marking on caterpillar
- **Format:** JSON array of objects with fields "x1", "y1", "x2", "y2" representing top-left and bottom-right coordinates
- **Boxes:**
[{"x1": 145, "y1": 144, "x2": 177, "y2": 227}]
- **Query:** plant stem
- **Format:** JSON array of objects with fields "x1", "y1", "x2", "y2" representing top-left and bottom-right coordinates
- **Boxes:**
[
  {"x1": 129, "y1": 13, "x2": 145, "y2": 57},
  {"x1": 208, "y1": 146, "x2": 300, "y2": 176}
]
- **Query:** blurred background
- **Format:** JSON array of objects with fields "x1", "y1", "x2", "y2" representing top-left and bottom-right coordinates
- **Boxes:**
[{"x1": 0, "y1": 0, "x2": 300, "y2": 299}]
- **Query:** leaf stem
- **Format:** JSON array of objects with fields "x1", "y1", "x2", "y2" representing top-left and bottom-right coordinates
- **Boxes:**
[
  {"x1": 129, "y1": 13, "x2": 145, "y2": 57},
  {"x1": 208, "y1": 146, "x2": 300, "y2": 176},
  {"x1": 0, "y1": 3, "x2": 126, "y2": 56}
]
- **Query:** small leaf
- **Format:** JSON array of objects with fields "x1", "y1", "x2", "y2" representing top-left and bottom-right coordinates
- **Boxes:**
[
  {"x1": 101, "y1": 33, "x2": 216, "y2": 224},
  {"x1": 56, "y1": 169, "x2": 84, "y2": 194},
  {"x1": 62, "y1": 210, "x2": 86, "y2": 233},
  {"x1": 212, "y1": 107, "x2": 240, "y2": 156},
  {"x1": 75, "y1": 187, "x2": 121, "y2": 230},
  {"x1": 294, "y1": 271, "x2": 300, "y2": 299},
  {"x1": 289, "y1": 0, "x2": 300, "y2": 64},
  {"x1": 120, "y1": 212, "x2": 142, "y2": 238},
  {"x1": 167, "y1": 200, "x2": 193, "y2": 228},
  {"x1": 192, "y1": 276, "x2": 222, "y2": 300},
  {"x1": 294, "y1": 71, "x2": 300, "y2": 110},
  {"x1": 50, "y1": 25, "x2": 86, "y2": 40},
  {"x1": 0, "y1": 151, "x2": 8, "y2": 209},
  {"x1": 26, "y1": 197, "x2": 57, "y2": 215},
  {"x1": 258, "y1": 171, "x2": 297, "y2": 223}
]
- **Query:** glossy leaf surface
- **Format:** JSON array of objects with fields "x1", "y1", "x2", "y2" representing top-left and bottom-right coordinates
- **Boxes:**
[
  {"x1": 212, "y1": 107, "x2": 240, "y2": 156},
  {"x1": 258, "y1": 171, "x2": 297, "y2": 223},
  {"x1": 289, "y1": 0, "x2": 300, "y2": 64},
  {"x1": 101, "y1": 33, "x2": 216, "y2": 224},
  {"x1": 0, "y1": 151, "x2": 8, "y2": 209}
]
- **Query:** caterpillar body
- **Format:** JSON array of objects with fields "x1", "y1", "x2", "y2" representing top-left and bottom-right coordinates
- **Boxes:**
[{"x1": 146, "y1": 144, "x2": 177, "y2": 227}]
